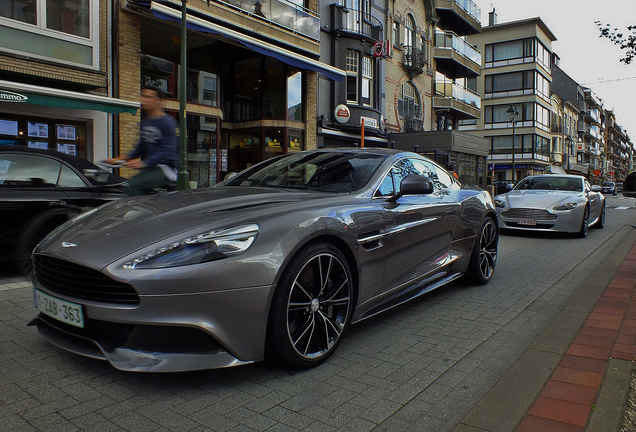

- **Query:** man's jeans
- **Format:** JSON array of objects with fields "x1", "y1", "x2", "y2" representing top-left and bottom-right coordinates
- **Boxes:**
[{"x1": 127, "y1": 166, "x2": 170, "y2": 196}]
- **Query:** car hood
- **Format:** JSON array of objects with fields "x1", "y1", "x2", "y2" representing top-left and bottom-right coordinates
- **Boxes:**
[
  {"x1": 496, "y1": 190, "x2": 584, "y2": 209},
  {"x1": 37, "y1": 186, "x2": 343, "y2": 268}
]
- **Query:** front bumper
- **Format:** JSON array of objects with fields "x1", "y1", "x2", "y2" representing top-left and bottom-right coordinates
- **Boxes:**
[
  {"x1": 30, "y1": 280, "x2": 276, "y2": 372},
  {"x1": 496, "y1": 207, "x2": 583, "y2": 233}
]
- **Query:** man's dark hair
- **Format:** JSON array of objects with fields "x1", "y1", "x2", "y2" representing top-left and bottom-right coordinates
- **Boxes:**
[{"x1": 142, "y1": 85, "x2": 164, "y2": 99}]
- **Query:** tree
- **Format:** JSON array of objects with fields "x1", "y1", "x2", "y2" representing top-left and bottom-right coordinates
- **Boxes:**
[{"x1": 596, "y1": 21, "x2": 636, "y2": 65}]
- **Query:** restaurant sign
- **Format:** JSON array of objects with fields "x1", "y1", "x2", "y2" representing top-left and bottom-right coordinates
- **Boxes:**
[{"x1": 0, "y1": 90, "x2": 28, "y2": 102}]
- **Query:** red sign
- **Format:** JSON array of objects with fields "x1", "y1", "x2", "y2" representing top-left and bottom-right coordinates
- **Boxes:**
[{"x1": 373, "y1": 40, "x2": 391, "y2": 58}]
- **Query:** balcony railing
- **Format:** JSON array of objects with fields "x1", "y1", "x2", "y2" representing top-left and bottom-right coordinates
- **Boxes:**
[
  {"x1": 435, "y1": 31, "x2": 481, "y2": 65},
  {"x1": 219, "y1": 0, "x2": 320, "y2": 40},
  {"x1": 403, "y1": 46, "x2": 426, "y2": 74},
  {"x1": 404, "y1": 118, "x2": 423, "y2": 132},
  {"x1": 331, "y1": 5, "x2": 382, "y2": 41},
  {"x1": 435, "y1": 81, "x2": 481, "y2": 109},
  {"x1": 451, "y1": 0, "x2": 481, "y2": 22}
]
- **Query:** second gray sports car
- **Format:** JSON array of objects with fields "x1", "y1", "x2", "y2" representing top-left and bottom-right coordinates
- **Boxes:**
[
  {"x1": 494, "y1": 174, "x2": 605, "y2": 237},
  {"x1": 29, "y1": 148, "x2": 498, "y2": 372}
]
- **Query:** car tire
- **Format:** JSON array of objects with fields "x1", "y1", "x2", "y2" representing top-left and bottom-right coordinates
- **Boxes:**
[
  {"x1": 17, "y1": 208, "x2": 71, "y2": 276},
  {"x1": 267, "y1": 242, "x2": 353, "y2": 369},
  {"x1": 593, "y1": 202, "x2": 605, "y2": 229},
  {"x1": 576, "y1": 206, "x2": 589, "y2": 238},
  {"x1": 465, "y1": 216, "x2": 498, "y2": 285}
]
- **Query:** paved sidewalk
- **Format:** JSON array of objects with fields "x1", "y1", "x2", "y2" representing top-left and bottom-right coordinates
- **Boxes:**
[{"x1": 455, "y1": 229, "x2": 636, "y2": 432}]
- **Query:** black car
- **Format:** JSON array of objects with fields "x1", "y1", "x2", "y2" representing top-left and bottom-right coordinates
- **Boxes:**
[{"x1": 0, "y1": 145, "x2": 127, "y2": 274}]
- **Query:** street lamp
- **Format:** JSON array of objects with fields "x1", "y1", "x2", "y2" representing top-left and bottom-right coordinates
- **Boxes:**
[
  {"x1": 565, "y1": 136, "x2": 573, "y2": 172},
  {"x1": 177, "y1": 0, "x2": 190, "y2": 190},
  {"x1": 507, "y1": 105, "x2": 519, "y2": 182}
]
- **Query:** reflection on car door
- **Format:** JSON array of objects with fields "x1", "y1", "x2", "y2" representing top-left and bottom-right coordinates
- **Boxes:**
[
  {"x1": 378, "y1": 158, "x2": 459, "y2": 300},
  {"x1": 585, "y1": 180, "x2": 599, "y2": 218}
]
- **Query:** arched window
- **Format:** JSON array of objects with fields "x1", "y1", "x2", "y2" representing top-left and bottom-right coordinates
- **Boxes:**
[
  {"x1": 398, "y1": 81, "x2": 420, "y2": 119},
  {"x1": 403, "y1": 14, "x2": 416, "y2": 47}
]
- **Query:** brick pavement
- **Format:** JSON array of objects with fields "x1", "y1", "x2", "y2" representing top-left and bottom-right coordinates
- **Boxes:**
[{"x1": 516, "y1": 241, "x2": 636, "y2": 431}]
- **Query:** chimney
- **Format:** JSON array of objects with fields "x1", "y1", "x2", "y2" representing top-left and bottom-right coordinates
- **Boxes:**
[{"x1": 489, "y1": 8, "x2": 497, "y2": 26}]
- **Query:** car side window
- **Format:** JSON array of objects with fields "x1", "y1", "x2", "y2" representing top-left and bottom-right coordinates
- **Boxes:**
[
  {"x1": 392, "y1": 158, "x2": 451, "y2": 194},
  {"x1": 375, "y1": 171, "x2": 395, "y2": 197},
  {"x1": 0, "y1": 154, "x2": 61, "y2": 187},
  {"x1": 58, "y1": 164, "x2": 88, "y2": 188},
  {"x1": 584, "y1": 180, "x2": 591, "y2": 192}
]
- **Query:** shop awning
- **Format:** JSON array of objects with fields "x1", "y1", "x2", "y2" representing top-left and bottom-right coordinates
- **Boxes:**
[
  {"x1": 147, "y1": 1, "x2": 346, "y2": 82},
  {"x1": 0, "y1": 80, "x2": 139, "y2": 115}
]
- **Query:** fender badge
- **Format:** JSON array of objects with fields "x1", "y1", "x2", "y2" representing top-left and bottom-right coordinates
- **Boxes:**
[{"x1": 62, "y1": 242, "x2": 77, "y2": 248}]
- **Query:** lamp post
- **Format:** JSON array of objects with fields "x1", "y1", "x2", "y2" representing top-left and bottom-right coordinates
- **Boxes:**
[
  {"x1": 507, "y1": 105, "x2": 519, "y2": 182},
  {"x1": 177, "y1": 0, "x2": 190, "y2": 190},
  {"x1": 565, "y1": 136, "x2": 573, "y2": 172}
]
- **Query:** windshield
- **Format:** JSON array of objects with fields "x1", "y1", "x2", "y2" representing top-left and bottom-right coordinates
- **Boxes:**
[
  {"x1": 602, "y1": 182, "x2": 615, "y2": 187},
  {"x1": 225, "y1": 152, "x2": 387, "y2": 192},
  {"x1": 513, "y1": 176, "x2": 582, "y2": 192}
]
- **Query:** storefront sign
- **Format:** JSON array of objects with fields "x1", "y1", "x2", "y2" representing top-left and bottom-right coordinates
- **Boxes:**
[
  {"x1": 360, "y1": 116, "x2": 378, "y2": 128},
  {"x1": 334, "y1": 104, "x2": 350, "y2": 124},
  {"x1": 0, "y1": 90, "x2": 27, "y2": 102}
]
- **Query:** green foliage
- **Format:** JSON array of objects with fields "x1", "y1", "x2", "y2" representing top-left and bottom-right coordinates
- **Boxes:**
[{"x1": 596, "y1": 21, "x2": 636, "y2": 65}]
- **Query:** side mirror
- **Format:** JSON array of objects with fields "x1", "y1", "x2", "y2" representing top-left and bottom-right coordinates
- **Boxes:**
[
  {"x1": 591, "y1": 185, "x2": 601, "y2": 192},
  {"x1": 391, "y1": 175, "x2": 434, "y2": 201},
  {"x1": 506, "y1": 183, "x2": 514, "y2": 191}
]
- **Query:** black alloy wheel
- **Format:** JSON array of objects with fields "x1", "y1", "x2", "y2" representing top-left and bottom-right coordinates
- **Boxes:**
[
  {"x1": 577, "y1": 206, "x2": 590, "y2": 238},
  {"x1": 267, "y1": 243, "x2": 353, "y2": 369},
  {"x1": 593, "y1": 202, "x2": 605, "y2": 229},
  {"x1": 466, "y1": 217, "x2": 498, "y2": 285}
]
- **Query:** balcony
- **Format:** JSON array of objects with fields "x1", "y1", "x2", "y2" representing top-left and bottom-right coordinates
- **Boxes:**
[
  {"x1": 583, "y1": 124, "x2": 601, "y2": 140},
  {"x1": 434, "y1": 31, "x2": 481, "y2": 78},
  {"x1": 435, "y1": 0, "x2": 481, "y2": 36},
  {"x1": 433, "y1": 81, "x2": 481, "y2": 119},
  {"x1": 584, "y1": 88, "x2": 602, "y2": 108},
  {"x1": 330, "y1": 4, "x2": 382, "y2": 41},
  {"x1": 551, "y1": 125, "x2": 563, "y2": 134},
  {"x1": 584, "y1": 109, "x2": 601, "y2": 125},
  {"x1": 404, "y1": 117, "x2": 423, "y2": 132},
  {"x1": 218, "y1": 0, "x2": 321, "y2": 40},
  {"x1": 403, "y1": 46, "x2": 426, "y2": 75}
]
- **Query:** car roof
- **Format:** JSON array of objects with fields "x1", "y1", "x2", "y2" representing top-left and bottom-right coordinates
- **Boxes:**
[{"x1": 0, "y1": 145, "x2": 127, "y2": 185}]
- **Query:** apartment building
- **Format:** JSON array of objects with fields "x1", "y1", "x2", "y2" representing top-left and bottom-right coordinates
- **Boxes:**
[
  {"x1": 120, "y1": 0, "x2": 344, "y2": 186},
  {"x1": 605, "y1": 110, "x2": 633, "y2": 182},
  {"x1": 0, "y1": 0, "x2": 138, "y2": 161},
  {"x1": 468, "y1": 15, "x2": 556, "y2": 182},
  {"x1": 388, "y1": 0, "x2": 490, "y2": 188},
  {"x1": 316, "y1": 0, "x2": 388, "y2": 148}
]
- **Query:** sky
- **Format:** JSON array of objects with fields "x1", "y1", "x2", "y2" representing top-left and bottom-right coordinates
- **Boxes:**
[{"x1": 472, "y1": 0, "x2": 636, "y2": 141}]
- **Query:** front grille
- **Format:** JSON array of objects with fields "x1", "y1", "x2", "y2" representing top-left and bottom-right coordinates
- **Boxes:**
[
  {"x1": 34, "y1": 255, "x2": 140, "y2": 305},
  {"x1": 501, "y1": 208, "x2": 557, "y2": 221}
]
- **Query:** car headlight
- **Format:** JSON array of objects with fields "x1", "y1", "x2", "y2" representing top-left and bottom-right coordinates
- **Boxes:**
[
  {"x1": 123, "y1": 224, "x2": 259, "y2": 269},
  {"x1": 494, "y1": 199, "x2": 506, "y2": 208},
  {"x1": 553, "y1": 202, "x2": 578, "y2": 211}
]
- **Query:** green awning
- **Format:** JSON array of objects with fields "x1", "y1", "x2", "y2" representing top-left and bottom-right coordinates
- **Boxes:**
[
  {"x1": 0, "y1": 80, "x2": 139, "y2": 115},
  {"x1": 19, "y1": 92, "x2": 138, "y2": 115}
]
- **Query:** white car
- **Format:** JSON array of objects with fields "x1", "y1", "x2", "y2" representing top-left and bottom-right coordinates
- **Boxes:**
[{"x1": 494, "y1": 174, "x2": 605, "y2": 238}]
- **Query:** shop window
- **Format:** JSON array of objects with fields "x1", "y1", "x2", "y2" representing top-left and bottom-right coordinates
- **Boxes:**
[
  {"x1": 265, "y1": 128, "x2": 284, "y2": 159},
  {"x1": 288, "y1": 130, "x2": 303, "y2": 153},
  {"x1": 265, "y1": 57, "x2": 285, "y2": 119},
  {"x1": 287, "y1": 69, "x2": 303, "y2": 121}
]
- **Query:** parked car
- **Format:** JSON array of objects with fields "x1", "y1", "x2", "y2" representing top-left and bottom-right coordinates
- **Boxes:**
[
  {"x1": 0, "y1": 145, "x2": 127, "y2": 274},
  {"x1": 624, "y1": 172, "x2": 636, "y2": 198},
  {"x1": 30, "y1": 148, "x2": 499, "y2": 372},
  {"x1": 601, "y1": 181, "x2": 617, "y2": 196},
  {"x1": 616, "y1": 182, "x2": 623, "y2": 193},
  {"x1": 494, "y1": 174, "x2": 605, "y2": 238}
]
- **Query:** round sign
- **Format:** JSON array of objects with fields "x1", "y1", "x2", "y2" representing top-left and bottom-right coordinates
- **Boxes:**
[{"x1": 334, "y1": 104, "x2": 350, "y2": 124}]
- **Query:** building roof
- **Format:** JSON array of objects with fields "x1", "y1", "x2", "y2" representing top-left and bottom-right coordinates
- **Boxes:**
[{"x1": 482, "y1": 17, "x2": 557, "y2": 42}]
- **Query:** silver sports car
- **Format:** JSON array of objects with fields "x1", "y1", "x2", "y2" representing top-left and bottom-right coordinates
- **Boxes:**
[
  {"x1": 30, "y1": 149, "x2": 498, "y2": 372},
  {"x1": 494, "y1": 174, "x2": 605, "y2": 237}
]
